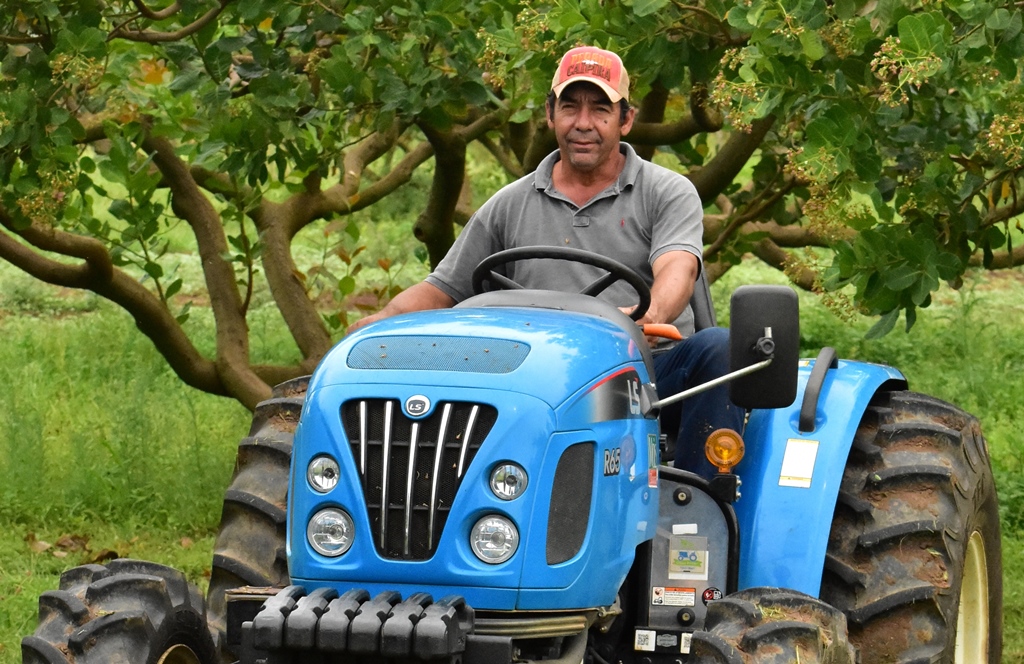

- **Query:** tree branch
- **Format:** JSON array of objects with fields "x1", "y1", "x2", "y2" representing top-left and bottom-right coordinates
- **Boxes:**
[
  {"x1": 110, "y1": 0, "x2": 231, "y2": 43},
  {"x1": 130, "y1": 0, "x2": 182, "y2": 20},
  {"x1": 478, "y1": 133, "x2": 523, "y2": 179},
  {"x1": 688, "y1": 116, "x2": 775, "y2": 203},
  {"x1": 750, "y1": 237, "x2": 817, "y2": 290},
  {"x1": 0, "y1": 205, "x2": 226, "y2": 396},
  {"x1": 142, "y1": 133, "x2": 270, "y2": 408},
  {"x1": 415, "y1": 123, "x2": 468, "y2": 268}
]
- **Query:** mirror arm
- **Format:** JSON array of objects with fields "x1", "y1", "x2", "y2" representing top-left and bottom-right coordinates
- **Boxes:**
[{"x1": 646, "y1": 357, "x2": 773, "y2": 414}]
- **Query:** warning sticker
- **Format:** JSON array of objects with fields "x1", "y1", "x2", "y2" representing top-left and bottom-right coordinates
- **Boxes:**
[
  {"x1": 680, "y1": 633, "x2": 692, "y2": 654},
  {"x1": 651, "y1": 586, "x2": 696, "y2": 607},
  {"x1": 668, "y1": 536, "x2": 709, "y2": 581},
  {"x1": 647, "y1": 434, "x2": 659, "y2": 487}
]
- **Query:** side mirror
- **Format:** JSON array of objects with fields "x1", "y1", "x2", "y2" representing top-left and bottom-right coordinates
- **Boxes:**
[{"x1": 729, "y1": 285, "x2": 800, "y2": 409}]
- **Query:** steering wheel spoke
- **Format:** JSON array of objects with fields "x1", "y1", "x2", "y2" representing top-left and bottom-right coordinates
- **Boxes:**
[
  {"x1": 470, "y1": 246, "x2": 651, "y2": 321},
  {"x1": 486, "y1": 271, "x2": 523, "y2": 291},
  {"x1": 581, "y1": 272, "x2": 619, "y2": 297}
]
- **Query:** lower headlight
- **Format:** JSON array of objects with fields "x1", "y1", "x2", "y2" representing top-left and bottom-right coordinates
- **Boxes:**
[
  {"x1": 470, "y1": 515, "x2": 519, "y2": 564},
  {"x1": 307, "y1": 508, "x2": 354, "y2": 557}
]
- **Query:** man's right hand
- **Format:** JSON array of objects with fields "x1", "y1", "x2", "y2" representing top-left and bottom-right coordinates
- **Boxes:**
[{"x1": 344, "y1": 281, "x2": 456, "y2": 335}]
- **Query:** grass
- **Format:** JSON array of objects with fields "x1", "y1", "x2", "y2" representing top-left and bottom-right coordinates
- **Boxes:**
[{"x1": 2, "y1": 258, "x2": 1024, "y2": 663}]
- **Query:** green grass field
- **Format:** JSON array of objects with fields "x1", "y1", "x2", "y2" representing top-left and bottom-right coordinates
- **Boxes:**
[{"x1": 1, "y1": 260, "x2": 1023, "y2": 663}]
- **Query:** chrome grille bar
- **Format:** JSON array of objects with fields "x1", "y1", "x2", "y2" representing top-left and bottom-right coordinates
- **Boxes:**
[
  {"x1": 380, "y1": 400, "x2": 394, "y2": 551},
  {"x1": 358, "y1": 400, "x2": 367, "y2": 477},
  {"x1": 428, "y1": 403, "x2": 452, "y2": 546},
  {"x1": 404, "y1": 421, "x2": 419, "y2": 557},
  {"x1": 457, "y1": 405, "x2": 480, "y2": 479}
]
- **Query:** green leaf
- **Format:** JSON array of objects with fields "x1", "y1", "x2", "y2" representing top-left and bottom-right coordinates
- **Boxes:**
[
  {"x1": 165, "y1": 278, "x2": 183, "y2": 299},
  {"x1": 632, "y1": 0, "x2": 670, "y2": 18},
  {"x1": 865, "y1": 308, "x2": 899, "y2": 339},
  {"x1": 897, "y1": 15, "x2": 933, "y2": 54},
  {"x1": 799, "y1": 30, "x2": 826, "y2": 61},
  {"x1": 986, "y1": 8, "x2": 1012, "y2": 30},
  {"x1": 882, "y1": 264, "x2": 919, "y2": 291},
  {"x1": 144, "y1": 261, "x2": 164, "y2": 280}
]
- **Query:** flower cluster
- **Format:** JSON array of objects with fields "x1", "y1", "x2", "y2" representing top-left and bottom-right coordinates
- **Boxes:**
[
  {"x1": 869, "y1": 36, "x2": 943, "y2": 107},
  {"x1": 16, "y1": 164, "x2": 77, "y2": 227},
  {"x1": 819, "y1": 20, "x2": 856, "y2": 59},
  {"x1": 709, "y1": 50, "x2": 761, "y2": 134},
  {"x1": 984, "y1": 106, "x2": 1024, "y2": 169},
  {"x1": 477, "y1": 4, "x2": 553, "y2": 93}
]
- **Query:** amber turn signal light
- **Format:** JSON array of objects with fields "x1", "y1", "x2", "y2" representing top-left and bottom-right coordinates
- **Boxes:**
[{"x1": 705, "y1": 428, "x2": 745, "y2": 473}]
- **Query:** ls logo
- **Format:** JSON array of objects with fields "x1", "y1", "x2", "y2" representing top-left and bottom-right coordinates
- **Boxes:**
[
  {"x1": 627, "y1": 378, "x2": 641, "y2": 415},
  {"x1": 405, "y1": 395, "x2": 431, "y2": 418}
]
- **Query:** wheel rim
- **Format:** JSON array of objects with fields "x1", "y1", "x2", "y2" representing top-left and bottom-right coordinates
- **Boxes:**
[
  {"x1": 157, "y1": 644, "x2": 202, "y2": 664},
  {"x1": 954, "y1": 529, "x2": 989, "y2": 663}
]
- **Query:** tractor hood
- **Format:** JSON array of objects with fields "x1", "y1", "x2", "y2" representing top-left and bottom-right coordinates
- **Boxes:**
[{"x1": 312, "y1": 305, "x2": 653, "y2": 407}]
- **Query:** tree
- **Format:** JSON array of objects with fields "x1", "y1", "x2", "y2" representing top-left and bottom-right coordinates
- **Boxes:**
[{"x1": 1, "y1": 0, "x2": 1022, "y2": 409}]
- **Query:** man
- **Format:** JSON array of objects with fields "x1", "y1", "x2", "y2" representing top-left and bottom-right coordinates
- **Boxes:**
[{"x1": 350, "y1": 46, "x2": 743, "y2": 476}]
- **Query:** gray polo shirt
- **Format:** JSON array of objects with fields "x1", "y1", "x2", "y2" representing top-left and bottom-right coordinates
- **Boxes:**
[{"x1": 426, "y1": 143, "x2": 705, "y2": 334}]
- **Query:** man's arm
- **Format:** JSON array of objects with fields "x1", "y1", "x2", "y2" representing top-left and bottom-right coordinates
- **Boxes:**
[
  {"x1": 637, "y1": 250, "x2": 699, "y2": 326},
  {"x1": 348, "y1": 281, "x2": 456, "y2": 333}
]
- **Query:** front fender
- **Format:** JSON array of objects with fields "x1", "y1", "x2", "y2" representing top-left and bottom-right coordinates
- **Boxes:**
[{"x1": 733, "y1": 357, "x2": 907, "y2": 596}]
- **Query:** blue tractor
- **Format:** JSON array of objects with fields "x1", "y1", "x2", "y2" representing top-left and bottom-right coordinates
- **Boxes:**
[{"x1": 23, "y1": 248, "x2": 1001, "y2": 664}]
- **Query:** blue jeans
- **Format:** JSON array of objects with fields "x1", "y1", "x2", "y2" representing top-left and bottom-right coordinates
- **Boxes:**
[{"x1": 652, "y1": 327, "x2": 745, "y2": 477}]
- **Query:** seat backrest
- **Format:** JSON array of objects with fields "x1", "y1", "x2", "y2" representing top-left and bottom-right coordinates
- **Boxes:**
[{"x1": 691, "y1": 268, "x2": 717, "y2": 332}]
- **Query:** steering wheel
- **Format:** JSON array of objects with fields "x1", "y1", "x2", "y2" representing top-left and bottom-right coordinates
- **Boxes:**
[{"x1": 470, "y1": 246, "x2": 652, "y2": 321}]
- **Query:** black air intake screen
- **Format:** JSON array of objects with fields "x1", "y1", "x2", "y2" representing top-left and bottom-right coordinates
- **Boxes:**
[{"x1": 347, "y1": 336, "x2": 530, "y2": 373}]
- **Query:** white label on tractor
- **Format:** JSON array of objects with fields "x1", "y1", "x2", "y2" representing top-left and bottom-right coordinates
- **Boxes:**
[
  {"x1": 680, "y1": 633, "x2": 693, "y2": 654},
  {"x1": 634, "y1": 630, "x2": 656, "y2": 652},
  {"x1": 652, "y1": 586, "x2": 696, "y2": 607},
  {"x1": 668, "y1": 536, "x2": 709, "y2": 580},
  {"x1": 779, "y1": 439, "x2": 819, "y2": 488}
]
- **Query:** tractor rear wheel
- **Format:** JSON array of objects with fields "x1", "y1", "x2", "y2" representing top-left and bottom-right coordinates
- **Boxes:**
[
  {"x1": 206, "y1": 376, "x2": 307, "y2": 658},
  {"x1": 21, "y1": 559, "x2": 216, "y2": 664},
  {"x1": 819, "y1": 390, "x2": 1002, "y2": 663},
  {"x1": 691, "y1": 587, "x2": 856, "y2": 663}
]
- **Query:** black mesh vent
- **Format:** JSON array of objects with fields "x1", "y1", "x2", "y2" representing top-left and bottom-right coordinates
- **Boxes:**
[
  {"x1": 347, "y1": 336, "x2": 530, "y2": 373},
  {"x1": 341, "y1": 399, "x2": 498, "y2": 560},
  {"x1": 547, "y1": 443, "x2": 595, "y2": 565}
]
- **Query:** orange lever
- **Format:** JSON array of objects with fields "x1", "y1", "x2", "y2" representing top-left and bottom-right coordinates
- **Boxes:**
[{"x1": 641, "y1": 324, "x2": 683, "y2": 340}]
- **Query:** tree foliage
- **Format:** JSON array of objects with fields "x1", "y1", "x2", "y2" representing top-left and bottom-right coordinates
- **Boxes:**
[{"x1": 1, "y1": 0, "x2": 1022, "y2": 407}]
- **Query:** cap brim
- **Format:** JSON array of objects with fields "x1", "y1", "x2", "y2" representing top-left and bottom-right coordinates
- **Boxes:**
[{"x1": 552, "y1": 77, "x2": 624, "y2": 103}]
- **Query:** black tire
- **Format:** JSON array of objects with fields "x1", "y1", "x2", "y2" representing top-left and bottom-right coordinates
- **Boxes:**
[
  {"x1": 690, "y1": 587, "x2": 856, "y2": 663},
  {"x1": 819, "y1": 390, "x2": 1002, "y2": 663},
  {"x1": 21, "y1": 559, "x2": 217, "y2": 664},
  {"x1": 206, "y1": 376, "x2": 307, "y2": 658}
]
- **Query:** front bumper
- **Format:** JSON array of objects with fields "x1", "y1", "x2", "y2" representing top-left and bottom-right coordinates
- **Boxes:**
[{"x1": 229, "y1": 585, "x2": 594, "y2": 664}]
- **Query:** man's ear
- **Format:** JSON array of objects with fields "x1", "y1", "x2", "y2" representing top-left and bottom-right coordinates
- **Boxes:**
[
  {"x1": 545, "y1": 97, "x2": 555, "y2": 130},
  {"x1": 620, "y1": 106, "x2": 636, "y2": 136}
]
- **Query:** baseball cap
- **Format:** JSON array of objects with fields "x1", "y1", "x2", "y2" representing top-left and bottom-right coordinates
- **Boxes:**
[{"x1": 551, "y1": 46, "x2": 630, "y2": 103}]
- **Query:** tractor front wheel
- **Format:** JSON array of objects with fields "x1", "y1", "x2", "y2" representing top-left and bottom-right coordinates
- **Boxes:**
[
  {"x1": 819, "y1": 390, "x2": 1002, "y2": 663},
  {"x1": 21, "y1": 559, "x2": 216, "y2": 664},
  {"x1": 206, "y1": 376, "x2": 307, "y2": 658},
  {"x1": 690, "y1": 587, "x2": 856, "y2": 663}
]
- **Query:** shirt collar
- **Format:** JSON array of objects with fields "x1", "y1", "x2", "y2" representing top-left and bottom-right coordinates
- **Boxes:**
[{"x1": 535, "y1": 142, "x2": 641, "y2": 195}]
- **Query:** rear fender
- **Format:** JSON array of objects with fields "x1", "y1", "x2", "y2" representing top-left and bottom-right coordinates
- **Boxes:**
[{"x1": 733, "y1": 355, "x2": 907, "y2": 595}]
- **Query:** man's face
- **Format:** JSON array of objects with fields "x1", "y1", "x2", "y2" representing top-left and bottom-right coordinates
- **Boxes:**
[{"x1": 547, "y1": 83, "x2": 634, "y2": 174}]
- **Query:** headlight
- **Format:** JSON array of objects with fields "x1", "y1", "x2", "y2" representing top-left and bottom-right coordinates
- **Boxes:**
[
  {"x1": 470, "y1": 515, "x2": 519, "y2": 564},
  {"x1": 307, "y1": 508, "x2": 354, "y2": 557},
  {"x1": 490, "y1": 463, "x2": 528, "y2": 500},
  {"x1": 307, "y1": 455, "x2": 340, "y2": 493}
]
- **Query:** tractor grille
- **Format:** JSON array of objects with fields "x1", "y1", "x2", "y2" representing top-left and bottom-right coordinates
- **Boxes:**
[{"x1": 341, "y1": 399, "x2": 498, "y2": 560}]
